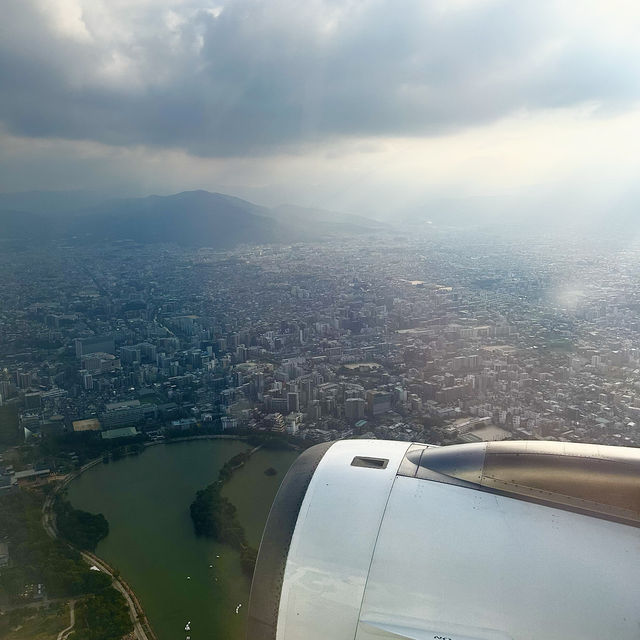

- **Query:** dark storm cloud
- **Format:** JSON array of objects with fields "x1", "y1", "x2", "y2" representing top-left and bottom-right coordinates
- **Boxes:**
[{"x1": 1, "y1": 0, "x2": 639, "y2": 157}]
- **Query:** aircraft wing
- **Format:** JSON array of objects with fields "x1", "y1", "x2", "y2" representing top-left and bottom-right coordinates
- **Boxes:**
[{"x1": 247, "y1": 439, "x2": 640, "y2": 640}]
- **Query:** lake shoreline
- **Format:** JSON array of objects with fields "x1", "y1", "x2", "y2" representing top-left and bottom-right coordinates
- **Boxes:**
[
  {"x1": 43, "y1": 435, "x2": 253, "y2": 640},
  {"x1": 42, "y1": 475, "x2": 158, "y2": 640},
  {"x1": 62, "y1": 438, "x2": 298, "y2": 640}
]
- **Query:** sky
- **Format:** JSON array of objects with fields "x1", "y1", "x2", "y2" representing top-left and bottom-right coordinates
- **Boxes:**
[{"x1": 1, "y1": 0, "x2": 640, "y2": 220}]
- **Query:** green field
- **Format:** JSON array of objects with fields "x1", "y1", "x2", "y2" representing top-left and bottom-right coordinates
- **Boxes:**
[{"x1": 0, "y1": 603, "x2": 70, "y2": 640}]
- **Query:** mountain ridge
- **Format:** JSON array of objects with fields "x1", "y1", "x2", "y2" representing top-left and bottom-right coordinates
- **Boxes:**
[{"x1": 0, "y1": 189, "x2": 381, "y2": 248}]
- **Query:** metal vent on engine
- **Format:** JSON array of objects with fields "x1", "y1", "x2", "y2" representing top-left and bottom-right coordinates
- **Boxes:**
[{"x1": 352, "y1": 456, "x2": 389, "y2": 469}]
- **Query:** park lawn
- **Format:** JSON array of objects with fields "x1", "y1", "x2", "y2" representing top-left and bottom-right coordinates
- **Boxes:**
[{"x1": 2, "y1": 603, "x2": 70, "y2": 640}]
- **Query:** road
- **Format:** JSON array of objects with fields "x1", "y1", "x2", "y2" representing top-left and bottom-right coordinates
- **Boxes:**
[
  {"x1": 79, "y1": 551, "x2": 151, "y2": 640},
  {"x1": 42, "y1": 481, "x2": 155, "y2": 640}
]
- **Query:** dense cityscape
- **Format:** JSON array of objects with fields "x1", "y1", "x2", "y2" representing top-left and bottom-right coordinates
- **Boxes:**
[
  {"x1": 2, "y1": 228, "x2": 640, "y2": 482},
  {"x1": 1, "y1": 224, "x2": 640, "y2": 639}
]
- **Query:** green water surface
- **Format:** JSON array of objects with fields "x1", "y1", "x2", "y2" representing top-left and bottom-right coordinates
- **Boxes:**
[{"x1": 66, "y1": 440, "x2": 298, "y2": 640}]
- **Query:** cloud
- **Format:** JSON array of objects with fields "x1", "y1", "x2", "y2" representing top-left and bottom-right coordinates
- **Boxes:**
[
  {"x1": 3, "y1": 101, "x2": 640, "y2": 221},
  {"x1": 2, "y1": 0, "x2": 640, "y2": 158}
]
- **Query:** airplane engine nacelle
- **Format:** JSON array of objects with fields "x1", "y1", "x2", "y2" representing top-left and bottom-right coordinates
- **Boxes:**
[{"x1": 247, "y1": 439, "x2": 640, "y2": 640}]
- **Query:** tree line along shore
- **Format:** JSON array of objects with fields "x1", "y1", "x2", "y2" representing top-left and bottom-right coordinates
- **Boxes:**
[
  {"x1": 0, "y1": 488, "x2": 132, "y2": 640},
  {"x1": 1, "y1": 431, "x2": 302, "y2": 639},
  {"x1": 189, "y1": 433, "x2": 303, "y2": 577}
]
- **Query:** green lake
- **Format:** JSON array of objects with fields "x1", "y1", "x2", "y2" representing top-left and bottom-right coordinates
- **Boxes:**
[{"x1": 66, "y1": 440, "x2": 298, "y2": 640}]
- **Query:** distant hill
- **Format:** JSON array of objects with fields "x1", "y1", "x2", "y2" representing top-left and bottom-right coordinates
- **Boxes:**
[
  {"x1": 0, "y1": 190, "x2": 381, "y2": 248},
  {"x1": 68, "y1": 191, "x2": 280, "y2": 247}
]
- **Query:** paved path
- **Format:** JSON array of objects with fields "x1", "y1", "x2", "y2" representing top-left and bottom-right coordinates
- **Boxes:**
[
  {"x1": 56, "y1": 600, "x2": 75, "y2": 640},
  {"x1": 42, "y1": 482, "x2": 155, "y2": 640},
  {"x1": 80, "y1": 551, "x2": 151, "y2": 640}
]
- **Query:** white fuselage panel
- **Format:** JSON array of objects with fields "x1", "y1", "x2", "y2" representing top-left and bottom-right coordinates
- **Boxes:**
[
  {"x1": 356, "y1": 476, "x2": 640, "y2": 640},
  {"x1": 276, "y1": 440, "x2": 412, "y2": 640},
  {"x1": 274, "y1": 440, "x2": 640, "y2": 640}
]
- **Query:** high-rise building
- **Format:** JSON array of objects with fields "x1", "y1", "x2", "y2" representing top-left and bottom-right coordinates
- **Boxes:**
[
  {"x1": 221, "y1": 416, "x2": 238, "y2": 430},
  {"x1": 100, "y1": 400, "x2": 145, "y2": 428},
  {"x1": 271, "y1": 413, "x2": 285, "y2": 433},
  {"x1": 287, "y1": 391, "x2": 300, "y2": 413},
  {"x1": 468, "y1": 354, "x2": 480, "y2": 368},
  {"x1": 299, "y1": 379, "x2": 313, "y2": 407},
  {"x1": 24, "y1": 392, "x2": 41, "y2": 410},
  {"x1": 307, "y1": 400, "x2": 321, "y2": 420},
  {"x1": 452, "y1": 356, "x2": 468, "y2": 371},
  {"x1": 366, "y1": 390, "x2": 392, "y2": 417},
  {"x1": 75, "y1": 336, "x2": 115, "y2": 358},
  {"x1": 120, "y1": 346, "x2": 141, "y2": 365},
  {"x1": 16, "y1": 370, "x2": 32, "y2": 389},
  {"x1": 435, "y1": 385, "x2": 469, "y2": 404},
  {"x1": 81, "y1": 353, "x2": 120, "y2": 375},
  {"x1": 139, "y1": 342, "x2": 157, "y2": 362},
  {"x1": 0, "y1": 380, "x2": 11, "y2": 400},
  {"x1": 272, "y1": 397, "x2": 289, "y2": 414},
  {"x1": 345, "y1": 397, "x2": 365, "y2": 422},
  {"x1": 81, "y1": 371, "x2": 93, "y2": 390}
]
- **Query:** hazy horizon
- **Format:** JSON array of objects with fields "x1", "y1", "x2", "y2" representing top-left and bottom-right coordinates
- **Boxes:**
[{"x1": 2, "y1": 1, "x2": 640, "y2": 224}]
